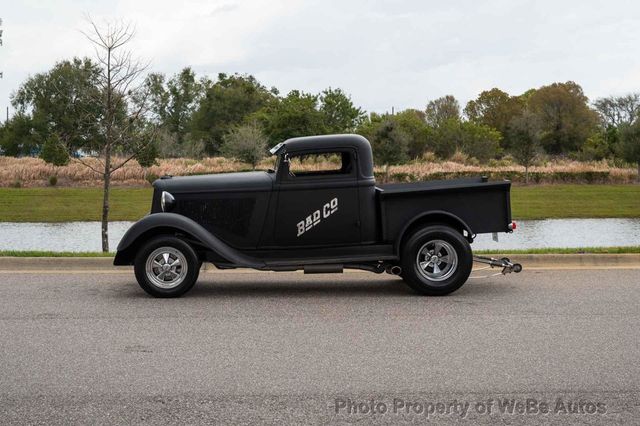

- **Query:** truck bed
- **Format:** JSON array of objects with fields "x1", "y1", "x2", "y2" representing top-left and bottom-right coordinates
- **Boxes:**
[
  {"x1": 377, "y1": 177, "x2": 512, "y2": 241},
  {"x1": 378, "y1": 176, "x2": 505, "y2": 194}
]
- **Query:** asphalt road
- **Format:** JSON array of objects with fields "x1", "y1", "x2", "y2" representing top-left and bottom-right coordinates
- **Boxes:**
[{"x1": 0, "y1": 269, "x2": 639, "y2": 424}]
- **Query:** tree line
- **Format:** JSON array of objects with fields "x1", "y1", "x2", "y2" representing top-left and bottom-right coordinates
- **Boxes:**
[{"x1": 2, "y1": 60, "x2": 640, "y2": 177}]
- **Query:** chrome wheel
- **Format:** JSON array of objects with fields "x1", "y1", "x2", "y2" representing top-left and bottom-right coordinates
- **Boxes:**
[
  {"x1": 416, "y1": 239, "x2": 458, "y2": 282},
  {"x1": 145, "y1": 246, "x2": 188, "y2": 289}
]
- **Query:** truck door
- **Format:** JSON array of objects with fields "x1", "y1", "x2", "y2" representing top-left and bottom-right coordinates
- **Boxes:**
[{"x1": 273, "y1": 149, "x2": 361, "y2": 247}]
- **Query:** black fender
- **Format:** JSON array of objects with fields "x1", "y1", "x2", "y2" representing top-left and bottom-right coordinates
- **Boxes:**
[
  {"x1": 394, "y1": 210, "x2": 474, "y2": 255},
  {"x1": 113, "y1": 213, "x2": 265, "y2": 268}
]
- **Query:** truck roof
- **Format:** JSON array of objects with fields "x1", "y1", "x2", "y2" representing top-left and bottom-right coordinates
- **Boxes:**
[
  {"x1": 281, "y1": 133, "x2": 369, "y2": 151},
  {"x1": 275, "y1": 134, "x2": 374, "y2": 179}
]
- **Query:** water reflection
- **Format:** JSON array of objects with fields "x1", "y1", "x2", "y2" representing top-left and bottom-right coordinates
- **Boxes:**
[
  {"x1": 472, "y1": 218, "x2": 640, "y2": 250},
  {"x1": 0, "y1": 219, "x2": 638, "y2": 252}
]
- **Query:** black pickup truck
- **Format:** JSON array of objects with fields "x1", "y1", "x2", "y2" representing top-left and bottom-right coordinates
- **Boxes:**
[{"x1": 115, "y1": 134, "x2": 517, "y2": 297}]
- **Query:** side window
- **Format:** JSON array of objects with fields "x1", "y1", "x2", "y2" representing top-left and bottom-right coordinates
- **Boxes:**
[{"x1": 286, "y1": 151, "x2": 354, "y2": 178}]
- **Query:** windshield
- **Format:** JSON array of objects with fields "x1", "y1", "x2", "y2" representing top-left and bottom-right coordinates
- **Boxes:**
[{"x1": 270, "y1": 154, "x2": 281, "y2": 174}]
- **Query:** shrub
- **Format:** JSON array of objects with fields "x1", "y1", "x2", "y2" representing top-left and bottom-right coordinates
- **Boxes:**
[
  {"x1": 11, "y1": 179, "x2": 22, "y2": 188},
  {"x1": 221, "y1": 122, "x2": 268, "y2": 169},
  {"x1": 450, "y1": 150, "x2": 468, "y2": 164},
  {"x1": 421, "y1": 151, "x2": 438, "y2": 163},
  {"x1": 40, "y1": 134, "x2": 69, "y2": 166},
  {"x1": 48, "y1": 175, "x2": 58, "y2": 186}
]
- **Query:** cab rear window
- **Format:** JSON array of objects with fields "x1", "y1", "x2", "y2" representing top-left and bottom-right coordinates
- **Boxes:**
[{"x1": 287, "y1": 151, "x2": 354, "y2": 177}]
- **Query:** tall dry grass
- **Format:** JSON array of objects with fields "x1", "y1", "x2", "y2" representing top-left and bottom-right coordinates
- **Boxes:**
[{"x1": 0, "y1": 155, "x2": 637, "y2": 187}]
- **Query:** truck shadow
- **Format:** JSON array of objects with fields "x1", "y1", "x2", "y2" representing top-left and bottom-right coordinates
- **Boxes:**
[
  {"x1": 184, "y1": 279, "x2": 413, "y2": 298},
  {"x1": 158, "y1": 278, "x2": 511, "y2": 299},
  {"x1": 109, "y1": 274, "x2": 515, "y2": 299}
]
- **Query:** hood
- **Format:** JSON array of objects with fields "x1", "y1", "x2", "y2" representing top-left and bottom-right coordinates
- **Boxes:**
[{"x1": 153, "y1": 171, "x2": 274, "y2": 194}]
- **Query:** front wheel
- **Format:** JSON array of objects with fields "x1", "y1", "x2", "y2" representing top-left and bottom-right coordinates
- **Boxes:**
[
  {"x1": 134, "y1": 236, "x2": 200, "y2": 298},
  {"x1": 400, "y1": 225, "x2": 472, "y2": 296}
]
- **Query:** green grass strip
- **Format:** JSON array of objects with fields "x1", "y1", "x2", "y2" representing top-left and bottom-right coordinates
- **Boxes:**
[
  {"x1": 0, "y1": 184, "x2": 639, "y2": 222},
  {"x1": 510, "y1": 184, "x2": 640, "y2": 219}
]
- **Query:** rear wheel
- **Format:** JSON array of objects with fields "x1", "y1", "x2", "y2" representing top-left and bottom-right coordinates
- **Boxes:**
[
  {"x1": 400, "y1": 225, "x2": 472, "y2": 295},
  {"x1": 134, "y1": 236, "x2": 200, "y2": 298}
]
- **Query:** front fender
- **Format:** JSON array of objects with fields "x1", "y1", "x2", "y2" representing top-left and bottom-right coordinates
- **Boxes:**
[{"x1": 114, "y1": 213, "x2": 264, "y2": 268}]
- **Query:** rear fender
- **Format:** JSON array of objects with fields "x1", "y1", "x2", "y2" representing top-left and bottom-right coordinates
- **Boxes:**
[
  {"x1": 395, "y1": 210, "x2": 474, "y2": 255},
  {"x1": 113, "y1": 213, "x2": 264, "y2": 268}
]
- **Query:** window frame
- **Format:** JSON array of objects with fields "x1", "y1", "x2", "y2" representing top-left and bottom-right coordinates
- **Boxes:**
[{"x1": 277, "y1": 148, "x2": 357, "y2": 183}]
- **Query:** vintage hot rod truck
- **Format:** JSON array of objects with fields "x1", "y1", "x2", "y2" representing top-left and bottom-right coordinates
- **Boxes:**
[{"x1": 115, "y1": 134, "x2": 519, "y2": 297}]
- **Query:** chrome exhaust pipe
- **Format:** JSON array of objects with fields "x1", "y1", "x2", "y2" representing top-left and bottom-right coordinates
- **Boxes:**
[{"x1": 385, "y1": 265, "x2": 402, "y2": 275}]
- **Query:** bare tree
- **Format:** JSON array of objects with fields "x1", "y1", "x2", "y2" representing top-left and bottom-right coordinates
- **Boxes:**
[
  {"x1": 594, "y1": 94, "x2": 640, "y2": 127},
  {"x1": 508, "y1": 111, "x2": 542, "y2": 185},
  {"x1": 79, "y1": 18, "x2": 155, "y2": 252}
]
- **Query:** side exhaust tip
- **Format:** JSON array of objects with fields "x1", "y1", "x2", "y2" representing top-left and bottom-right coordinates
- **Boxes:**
[{"x1": 386, "y1": 265, "x2": 402, "y2": 275}]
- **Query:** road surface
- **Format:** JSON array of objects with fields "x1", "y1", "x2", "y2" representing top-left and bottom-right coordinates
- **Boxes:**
[{"x1": 0, "y1": 269, "x2": 639, "y2": 424}]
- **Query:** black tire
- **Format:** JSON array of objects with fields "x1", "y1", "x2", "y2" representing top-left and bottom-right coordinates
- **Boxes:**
[
  {"x1": 134, "y1": 236, "x2": 200, "y2": 298},
  {"x1": 400, "y1": 225, "x2": 472, "y2": 296}
]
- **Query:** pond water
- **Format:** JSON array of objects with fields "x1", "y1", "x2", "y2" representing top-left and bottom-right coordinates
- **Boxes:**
[{"x1": 0, "y1": 219, "x2": 638, "y2": 252}]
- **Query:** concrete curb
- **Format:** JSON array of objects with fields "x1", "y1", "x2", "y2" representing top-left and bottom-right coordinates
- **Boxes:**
[{"x1": 0, "y1": 254, "x2": 638, "y2": 272}]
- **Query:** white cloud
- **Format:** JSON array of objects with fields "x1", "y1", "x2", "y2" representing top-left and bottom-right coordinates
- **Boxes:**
[{"x1": 1, "y1": 0, "x2": 640, "y2": 117}]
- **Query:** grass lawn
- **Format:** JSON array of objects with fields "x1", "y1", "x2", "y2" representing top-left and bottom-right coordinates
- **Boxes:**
[
  {"x1": 0, "y1": 187, "x2": 152, "y2": 222},
  {"x1": 510, "y1": 184, "x2": 640, "y2": 219},
  {"x1": 0, "y1": 184, "x2": 638, "y2": 222}
]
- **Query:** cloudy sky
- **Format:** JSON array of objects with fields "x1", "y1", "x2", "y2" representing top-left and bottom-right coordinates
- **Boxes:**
[{"x1": 1, "y1": 0, "x2": 639, "y2": 116}]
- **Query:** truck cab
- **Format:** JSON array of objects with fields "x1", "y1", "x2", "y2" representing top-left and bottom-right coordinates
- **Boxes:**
[{"x1": 115, "y1": 134, "x2": 517, "y2": 298}]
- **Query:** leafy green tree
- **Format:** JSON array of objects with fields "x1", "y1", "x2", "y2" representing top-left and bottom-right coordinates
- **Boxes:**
[
  {"x1": 370, "y1": 119, "x2": 409, "y2": 180},
  {"x1": 354, "y1": 112, "x2": 383, "y2": 142},
  {"x1": 191, "y1": 73, "x2": 276, "y2": 154},
  {"x1": 390, "y1": 109, "x2": 433, "y2": 159},
  {"x1": 464, "y1": 88, "x2": 524, "y2": 149},
  {"x1": 145, "y1": 67, "x2": 206, "y2": 149},
  {"x1": 508, "y1": 111, "x2": 543, "y2": 184},
  {"x1": 425, "y1": 95, "x2": 460, "y2": 127},
  {"x1": 40, "y1": 133, "x2": 69, "y2": 166},
  {"x1": 356, "y1": 110, "x2": 432, "y2": 160},
  {"x1": 0, "y1": 113, "x2": 42, "y2": 156},
  {"x1": 618, "y1": 120, "x2": 640, "y2": 181},
  {"x1": 527, "y1": 81, "x2": 599, "y2": 154},
  {"x1": 221, "y1": 121, "x2": 268, "y2": 169},
  {"x1": 257, "y1": 90, "x2": 326, "y2": 146},
  {"x1": 459, "y1": 122, "x2": 502, "y2": 161},
  {"x1": 579, "y1": 132, "x2": 610, "y2": 161},
  {"x1": 430, "y1": 118, "x2": 463, "y2": 159},
  {"x1": 134, "y1": 131, "x2": 160, "y2": 168},
  {"x1": 603, "y1": 125, "x2": 621, "y2": 155},
  {"x1": 428, "y1": 119, "x2": 501, "y2": 161},
  {"x1": 318, "y1": 87, "x2": 365, "y2": 133},
  {"x1": 154, "y1": 127, "x2": 206, "y2": 159},
  {"x1": 11, "y1": 57, "x2": 103, "y2": 153}
]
